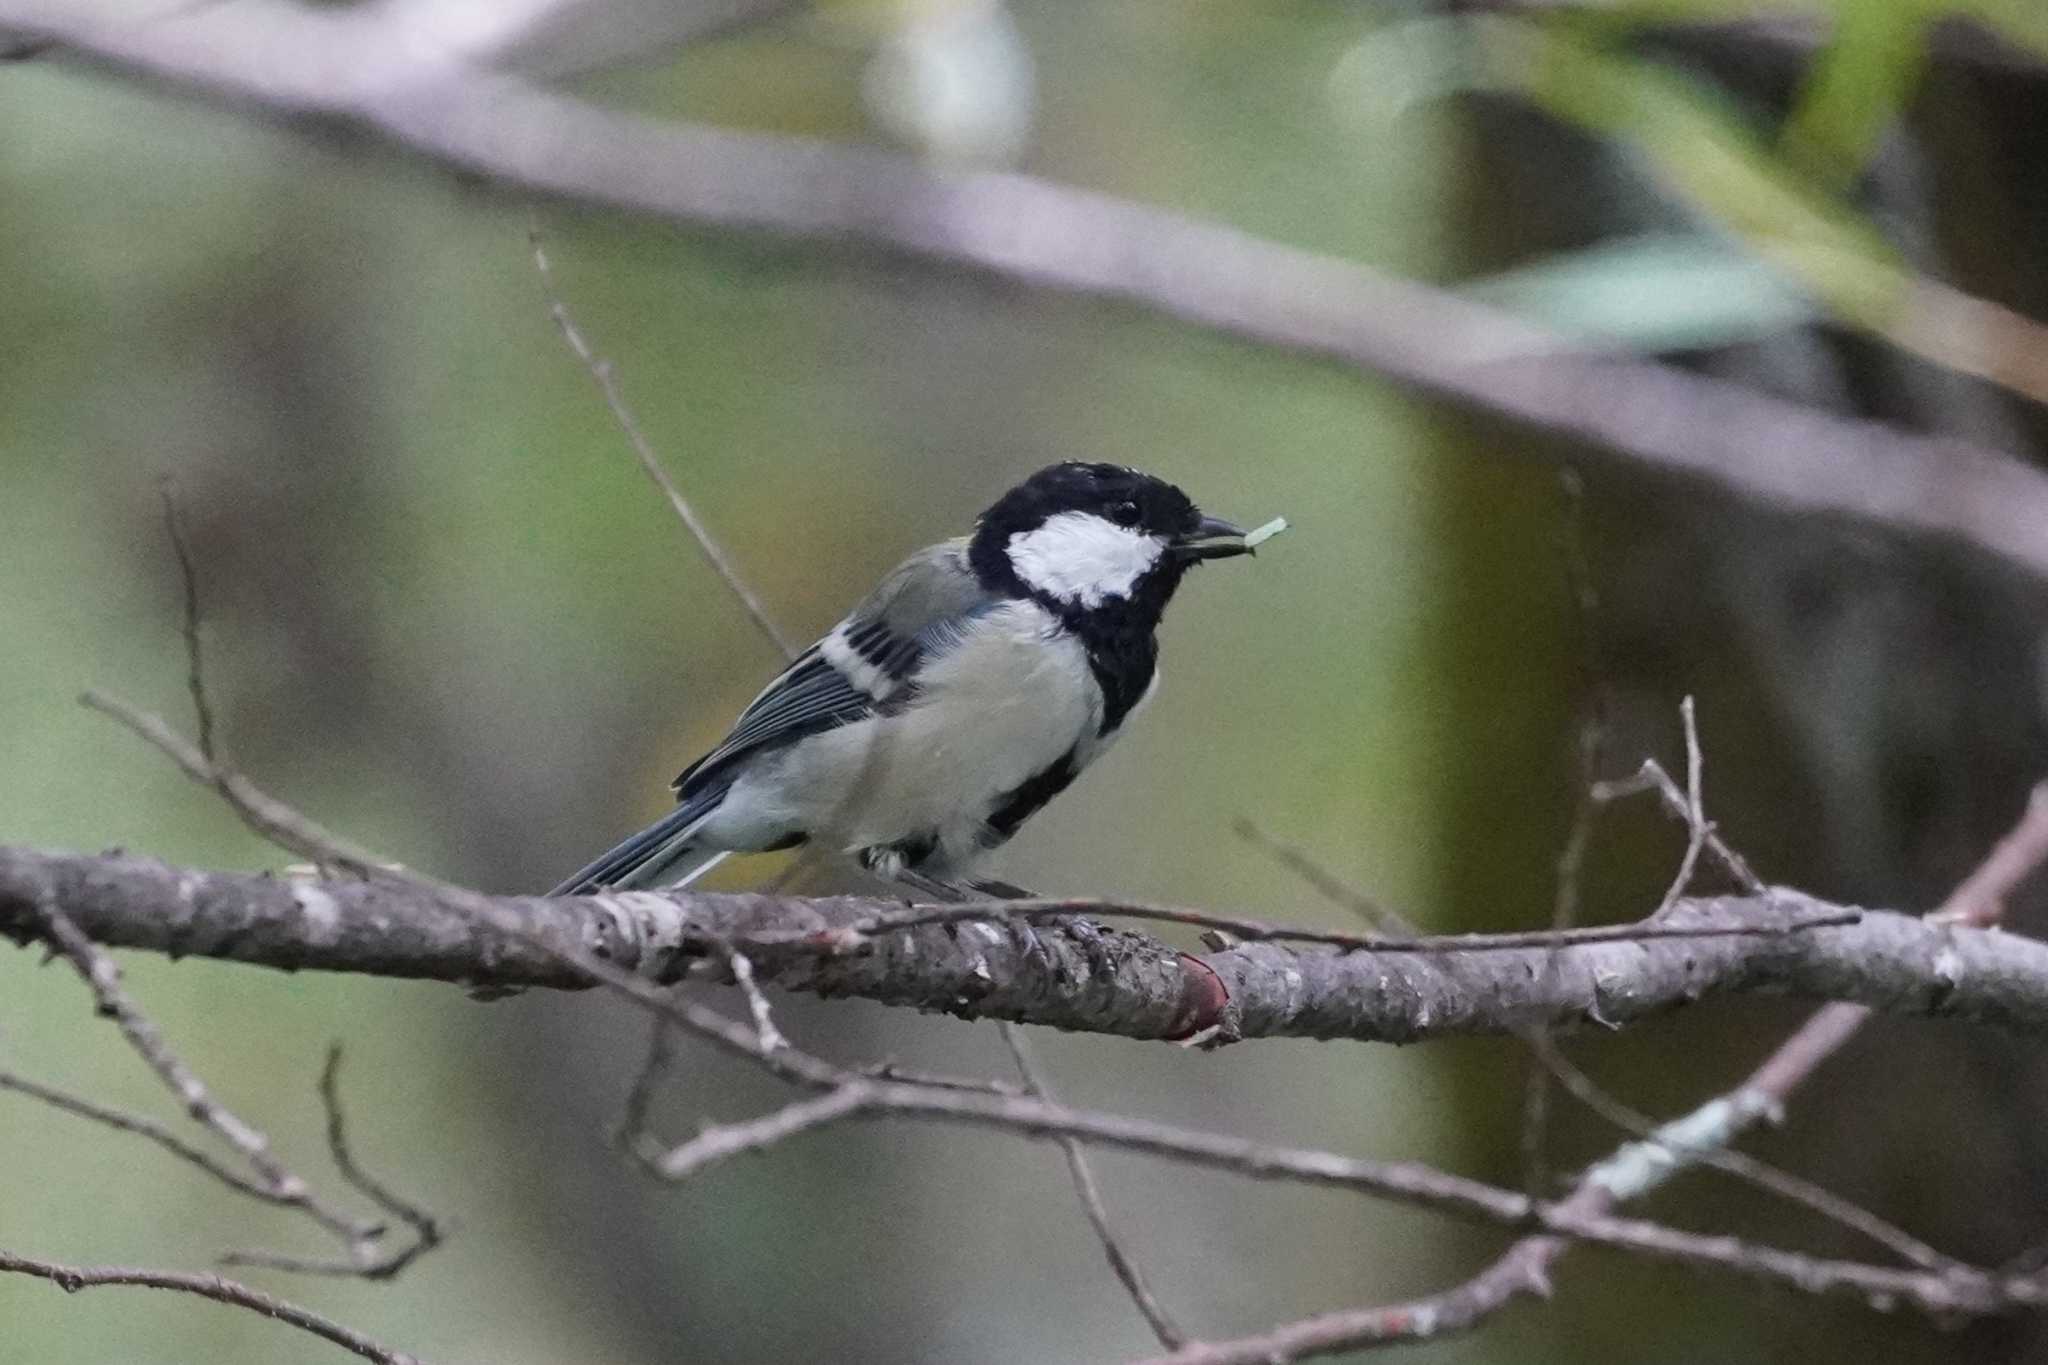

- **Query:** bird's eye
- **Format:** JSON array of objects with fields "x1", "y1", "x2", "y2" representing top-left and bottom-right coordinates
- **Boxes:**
[{"x1": 1108, "y1": 500, "x2": 1142, "y2": 527}]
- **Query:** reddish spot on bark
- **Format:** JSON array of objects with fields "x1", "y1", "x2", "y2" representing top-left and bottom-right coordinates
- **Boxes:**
[{"x1": 1166, "y1": 953, "x2": 1228, "y2": 1039}]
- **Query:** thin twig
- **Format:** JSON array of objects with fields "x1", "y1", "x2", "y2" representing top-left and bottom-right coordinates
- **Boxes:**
[
  {"x1": 821, "y1": 897, "x2": 1854, "y2": 955},
  {"x1": 1002, "y1": 1023, "x2": 1188, "y2": 1350},
  {"x1": 652, "y1": 1085, "x2": 871, "y2": 1179},
  {"x1": 0, "y1": 1069, "x2": 280, "y2": 1206},
  {"x1": 1931, "y1": 781, "x2": 2048, "y2": 928},
  {"x1": 70, "y1": 511, "x2": 432, "y2": 1278},
  {"x1": 0, "y1": 1250, "x2": 422, "y2": 1365},
  {"x1": 861, "y1": 1061, "x2": 1025, "y2": 1096},
  {"x1": 19, "y1": 875, "x2": 377, "y2": 1255},
  {"x1": 1593, "y1": 757, "x2": 1766, "y2": 895},
  {"x1": 613, "y1": 1016, "x2": 680, "y2": 1154},
  {"x1": 82, "y1": 689, "x2": 384, "y2": 872},
  {"x1": 1650, "y1": 696, "x2": 1712, "y2": 917},
  {"x1": 1527, "y1": 1032, "x2": 1958, "y2": 1272},
  {"x1": 724, "y1": 948, "x2": 786, "y2": 1054},
  {"x1": 1228, "y1": 818, "x2": 1415, "y2": 937},
  {"x1": 158, "y1": 479, "x2": 216, "y2": 762},
  {"x1": 108, "y1": 491, "x2": 383, "y2": 873},
  {"x1": 225, "y1": 1047, "x2": 442, "y2": 1278},
  {"x1": 1521, "y1": 468, "x2": 1609, "y2": 1201},
  {"x1": 528, "y1": 216, "x2": 796, "y2": 661}
]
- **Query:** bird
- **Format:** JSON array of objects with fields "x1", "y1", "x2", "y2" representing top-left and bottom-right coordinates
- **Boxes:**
[{"x1": 549, "y1": 462, "x2": 1268, "y2": 898}]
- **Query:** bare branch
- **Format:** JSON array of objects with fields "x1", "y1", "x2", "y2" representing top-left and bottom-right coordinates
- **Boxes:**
[
  {"x1": 1594, "y1": 756, "x2": 1766, "y2": 895},
  {"x1": 1932, "y1": 781, "x2": 2048, "y2": 928},
  {"x1": 157, "y1": 478, "x2": 216, "y2": 762},
  {"x1": 1521, "y1": 471, "x2": 1608, "y2": 1201},
  {"x1": 1747, "y1": 780, "x2": 2048, "y2": 1105},
  {"x1": 20, "y1": 690, "x2": 2048, "y2": 1340},
  {"x1": 650, "y1": 1085, "x2": 871, "y2": 1179},
  {"x1": 1002, "y1": 1022, "x2": 1188, "y2": 1350},
  {"x1": 1527, "y1": 1032, "x2": 1958, "y2": 1273},
  {"x1": 223, "y1": 1047, "x2": 443, "y2": 1279},
  {"x1": 723, "y1": 948, "x2": 787, "y2": 1054},
  {"x1": 1228, "y1": 818, "x2": 1415, "y2": 937},
  {"x1": 528, "y1": 217, "x2": 797, "y2": 661},
  {"x1": 825, "y1": 895, "x2": 1851, "y2": 954},
  {"x1": 1135, "y1": 1259, "x2": 1542, "y2": 1365},
  {"x1": 29, "y1": 677, "x2": 2048, "y2": 1343},
  {"x1": 860, "y1": 1060, "x2": 1025, "y2": 1096},
  {"x1": 1652, "y1": 696, "x2": 1711, "y2": 916},
  {"x1": 11, "y1": 845, "x2": 2048, "y2": 1045},
  {"x1": 13, "y1": 871, "x2": 379, "y2": 1258},
  {"x1": 0, "y1": 1250, "x2": 422, "y2": 1365},
  {"x1": 1165, "y1": 776, "x2": 2048, "y2": 1361},
  {"x1": 536, "y1": 925, "x2": 2048, "y2": 1325},
  {"x1": 13, "y1": 1, "x2": 2048, "y2": 582},
  {"x1": 0, "y1": 1069, "x2": 283, "y2": 1207},
  {"x1": 612, "y1": 1015, "x2": 679, "y2": 1156},
  {"x1": 79, "y1": 689, "x2": 386, "y2": 873}
]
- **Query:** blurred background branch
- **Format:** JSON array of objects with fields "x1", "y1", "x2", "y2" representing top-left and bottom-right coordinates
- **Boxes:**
[{"x1": 12, "y1": 0, "x2": 2048, "y2": 579}]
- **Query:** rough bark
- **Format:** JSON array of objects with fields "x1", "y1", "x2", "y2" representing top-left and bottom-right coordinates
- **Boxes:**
[{"x1": 7, "y1": 846, "x2": 2047, "y2": 1046}]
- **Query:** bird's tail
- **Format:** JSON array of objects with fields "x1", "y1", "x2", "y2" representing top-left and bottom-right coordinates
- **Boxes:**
[{"x1": 548, "y1": 796, "x2": 731, "y2": 896}]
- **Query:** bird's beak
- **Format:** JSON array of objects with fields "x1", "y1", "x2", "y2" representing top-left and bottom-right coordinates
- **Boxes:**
[{"x1": 1171, "y1": 514, "x2": 1252, "y2": 561}]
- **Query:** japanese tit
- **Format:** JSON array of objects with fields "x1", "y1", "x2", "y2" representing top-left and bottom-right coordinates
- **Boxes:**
[{"x1": 550, "y1": 462, "x2": 1267, "y2": 897}]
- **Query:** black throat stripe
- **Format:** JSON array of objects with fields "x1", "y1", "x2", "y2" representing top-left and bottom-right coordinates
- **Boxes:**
[
  {"x1": 984, "y1": 746, "x2": 1081, "y2": 846},
  {"x1": 1084, "y1": 635, "x2": 1156, "y2": 735}
]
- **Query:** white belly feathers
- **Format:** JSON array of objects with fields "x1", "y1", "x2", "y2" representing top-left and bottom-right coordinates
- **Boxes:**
[{"x1": 702, "y1": 600, "x2": 1105, "y2": 870}]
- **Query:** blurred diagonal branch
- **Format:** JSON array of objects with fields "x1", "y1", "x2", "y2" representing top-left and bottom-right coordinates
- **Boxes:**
[{"x1": 13, "y1": 1, "x2": 2048, "y2": 578}]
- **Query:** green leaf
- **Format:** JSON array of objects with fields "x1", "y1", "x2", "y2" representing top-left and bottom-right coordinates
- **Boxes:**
[
  {"x1": 1476, "y1": 15, "x2": 1916, "y2": 333},
  {"x1": 1781, "y1": 0, "x2": 1933, "y2": 184},
  {"x1": 1327, "y1": 18, "x2": 1488, "y2": 126},
  {"x1": 1465, "y1": 232, "x2": 1818, "y2": 351}
]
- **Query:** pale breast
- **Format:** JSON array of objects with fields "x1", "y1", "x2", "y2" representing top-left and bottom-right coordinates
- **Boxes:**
[{"x1": 725, "y1": 600, "x2": 1100, "y2": 860}]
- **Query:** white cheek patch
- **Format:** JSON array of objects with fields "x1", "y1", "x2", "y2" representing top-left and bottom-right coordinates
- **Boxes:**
[{"x1": 1005, "y1": 511, "x2": 1163, "y2": 607}]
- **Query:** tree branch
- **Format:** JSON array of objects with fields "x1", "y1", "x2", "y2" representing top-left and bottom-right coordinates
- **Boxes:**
[
  {"x1": 1002, "y1": 1022, "x2": 1189, "y2": 1350},
  {"x1": 0, "y1": 1250, "x2": 422, "y2": 1365},
  {"x1": 6, "y1": 846, "x2": 2048, "y2": 1046},
  {"x1": 10, "y1": 0, "x2": 2048, "y2": 580},
  {"x1": 527, "y1": 217, "x2": 797, "y2": 661},
  {"x1": 1146, "y1": 783, "x2": 2048, "y2": 1362}
]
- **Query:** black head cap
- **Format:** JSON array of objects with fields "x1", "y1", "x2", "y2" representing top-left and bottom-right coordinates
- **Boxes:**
[
  {"x1": 968, "y1": 462, "x2": 1242, "y2": 629},
  {"x1": 976, "y1": 462, "x2": 1202, "y2": 549}
]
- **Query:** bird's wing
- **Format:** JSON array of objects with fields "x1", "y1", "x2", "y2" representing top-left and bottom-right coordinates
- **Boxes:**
[{"x1": 672, "y1": 539, "x2": 996, "y2": 796}]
